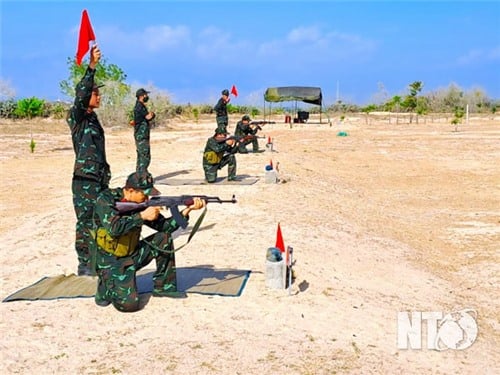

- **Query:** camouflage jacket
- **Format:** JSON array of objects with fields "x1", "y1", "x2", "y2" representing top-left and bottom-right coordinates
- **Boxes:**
[
  {"x1": 94, "y1": 188, "x2": 183, "y2": 241},
  {"x1": 203, "y1": 136, "x2": 233, "y2": 165},
  {"x1": 133, "y1": 100, "x2": 150, "y2": 142},
  {"x1": 213, "y1": 98, "x2": 228, "y2": 118},
  {"x1": 234, "y1": 121, "x2": 258, "y2": 137},
  {"x1": 66, "y1": 67, "x2": 111, "y2": 185}
]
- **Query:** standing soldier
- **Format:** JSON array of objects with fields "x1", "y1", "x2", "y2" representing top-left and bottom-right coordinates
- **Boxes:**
[
  {"x1": 202, "y1": 129, "x2": 238, "y2": 183},
  {"x1": 66, "y1": 45, "x2": 111, "y2": 276},
  {"x1": 214, "y1": 89, "x2": 230, "y2": 133},
  {"x1": 133, "y1": 88, "x2": 155, "y2": 174}
]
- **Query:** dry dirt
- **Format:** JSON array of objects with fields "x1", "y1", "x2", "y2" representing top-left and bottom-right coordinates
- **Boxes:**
[{"x1": 0, "y1": 114, "x2": 499, "y2": 374}]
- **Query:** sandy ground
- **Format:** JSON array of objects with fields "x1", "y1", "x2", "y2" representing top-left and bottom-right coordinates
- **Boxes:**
[{"x1": 0, "y1": 113, "x2": 499, "y2": 374}]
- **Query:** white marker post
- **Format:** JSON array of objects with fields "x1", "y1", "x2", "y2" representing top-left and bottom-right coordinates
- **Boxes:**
[{"x1": 287, "y1": 246, "x2": 293, "y2": 296}]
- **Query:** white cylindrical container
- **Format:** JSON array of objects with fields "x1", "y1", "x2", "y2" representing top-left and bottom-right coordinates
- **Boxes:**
[{"x1": 265, "y1": 259, "x2": 286, "y2": 289}]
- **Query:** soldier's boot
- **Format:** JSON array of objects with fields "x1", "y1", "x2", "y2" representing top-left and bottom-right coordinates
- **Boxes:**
[
  {"x1": 95, "y1": 278, "x2": 111, "y2": 307},
  {"x1": 78, "y1": 263, "x2": 97, "y2": 277},
  {"x1": 227, "y1": 160, "x2": 237, "y2": 181},
  {"x1": 152, "y1": 283, "x2": 187, "y2": 299}
]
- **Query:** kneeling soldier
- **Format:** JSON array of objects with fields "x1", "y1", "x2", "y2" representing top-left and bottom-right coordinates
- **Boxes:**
[
  {"x1": 93, "y1": 171, "x2": 205, "y2": 312},
  {"x1": 202, "y1": 129, "x2": 238, "y2": 182}
]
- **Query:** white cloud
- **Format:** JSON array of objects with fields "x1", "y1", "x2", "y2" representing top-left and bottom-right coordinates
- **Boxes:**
[
  {"x1": 97, "y1": 22, "x2": 376, "y2": 69},
  {"x1": 143, "y1": 25, "x2": 191, "y2": 51},
  {"x1": 287, "y1": 26, "x2": 322, "y2": 43},
  {"x1": 457, "y1": 45, "x2": 500, "y2": 65},
  {"x1": 98, "y1": 25, "x2": 191, "y2": 56},
  {"x1": 256, "y1": 25, "x2": 376, "y2": 63}
]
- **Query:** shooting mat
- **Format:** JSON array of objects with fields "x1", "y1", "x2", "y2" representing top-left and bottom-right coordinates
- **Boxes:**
[
  {"x1": 155, "y1": 176, "x2": 259, "y2": 186},
  {"x1": 3, "y1": 267, "x2": 251, "y2": 302}
]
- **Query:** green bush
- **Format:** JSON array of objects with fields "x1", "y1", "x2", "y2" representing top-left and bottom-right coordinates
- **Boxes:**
[
  {"x1": 192, "y1": 107, "x2": 200, "y2": 122},
  {"x1": 199, "y1": 105, "x2": 213, "y2": 114},
  {"x1": 14, "y1": 97, "x2": 45, "y2": 119},
  {"x1": 47, "y1": 101, "x2": 71, "y2": 119}
]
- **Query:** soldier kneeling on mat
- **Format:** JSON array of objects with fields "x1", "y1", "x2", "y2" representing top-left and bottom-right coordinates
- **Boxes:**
[
  {"x1": 202, "y1": 128, "x2": 238, "y2": 183},
  {"x1": 92, "y1": 171, "x2": 205, "y2": 312}
]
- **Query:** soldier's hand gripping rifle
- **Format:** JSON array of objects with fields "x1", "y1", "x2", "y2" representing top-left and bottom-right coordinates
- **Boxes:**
[
  {"x1": 115, "y1": 195, "x2": 237, "y2": 229},
  {"x1": 217, "y1": 134, "x2": 258, "y2": 154}
]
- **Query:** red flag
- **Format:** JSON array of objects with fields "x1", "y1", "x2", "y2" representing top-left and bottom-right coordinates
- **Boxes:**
[
  {"x1": 275, "y1": 223, "x2": 285, "y2": 253},
  {"x1": 230, "y1": 85, "x2": 238, "y2": 97},
  {"x1": 76, "y1": 10, "x2": 96, "y2": 65}
]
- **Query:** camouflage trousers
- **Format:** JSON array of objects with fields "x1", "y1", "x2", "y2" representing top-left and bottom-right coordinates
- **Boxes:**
[
  {"x1": 238, "y1": 137, "x2": 259, "y2": 153},
  {"x1": 135, "y1": 139, "x2": 151, "y2": 173},
  {"x1": 215, "y1": 115, "x2": 228, "y2": 133},
  {"x1": 72, "y1": 177, "x2": 106, "y2": 275},
  {"x1": 95, "y1": 231, "x2": 177, "y2": 312},
  {"x1": 203, "y1": 153, "x2": 236, "y2": 183}
]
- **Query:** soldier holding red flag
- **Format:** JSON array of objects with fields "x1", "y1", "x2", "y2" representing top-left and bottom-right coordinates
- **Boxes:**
[
  {"x1": 66, "y1": 45, "x2": 111, "y2": 276},
  {"x1": 214, "y1": 89, "x2": 230, "y2": 133}
]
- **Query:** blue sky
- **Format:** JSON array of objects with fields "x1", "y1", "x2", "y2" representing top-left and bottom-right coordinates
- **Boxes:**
[{"x1": 1, "y1": 0, "x2": 499, "y2": 106}]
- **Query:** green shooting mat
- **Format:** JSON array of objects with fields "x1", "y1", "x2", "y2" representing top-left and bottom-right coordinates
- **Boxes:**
[{"x1": 3, "y1": 267, "x2": 251, "y2": 302}]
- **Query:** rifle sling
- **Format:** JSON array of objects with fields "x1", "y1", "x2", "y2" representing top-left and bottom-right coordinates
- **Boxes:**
[{"x1": 143, "y1": 206, "x2": 208, "y2": 253}]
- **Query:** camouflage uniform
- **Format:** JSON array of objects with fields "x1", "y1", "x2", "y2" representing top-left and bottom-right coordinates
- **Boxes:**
[
  {"x1": 93, "y1": 185, "x2": 187, "y2": 312},
  {"x1": 133, "y1": 99, "x2": 152, "y2": 174},
  {"x1": 66, "y1": 66, "x2": 111, "y2": 276},
  {"x1": 202, "y1": 135, "x2": 237, "y2": 182},
  {"x1": 214, "y1": 91, "x2": 229, "y2": 133},
  {"x1": 234, "y1": 116, "x2": 259, "y2": 153}
]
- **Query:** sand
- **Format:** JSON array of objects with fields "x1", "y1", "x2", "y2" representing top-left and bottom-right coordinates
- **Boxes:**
[{"x1": 0, "y1": 113, "x2": 499, "y2": 374}]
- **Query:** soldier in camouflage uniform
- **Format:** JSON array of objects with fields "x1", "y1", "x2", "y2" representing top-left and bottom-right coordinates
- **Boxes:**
[
  {"x1": 93, "y1": 171, "x2": 205, "y2": 312},
  {"x1": 133, "y1": 88, "x2": 155, "y2": 174},
  {"x1": 66, "y1": 45, "x2": 111, "y2": 276},
  {"x1": 234, "y1": 115, "x2": 260, "y2": 153},
  {"x1": 213, "y1": 89, "x2": 230, "y2": 133},
  {"x1": 202, "y1": 129, "x2": 238, "y2": 183}
]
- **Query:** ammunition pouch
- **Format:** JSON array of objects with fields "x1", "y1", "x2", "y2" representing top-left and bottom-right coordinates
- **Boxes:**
[
  {"x1": 204, "y1": 151, "x2": 222, "y2": 165},
  {"x1": 94, "y1": 227, "x2": 141, "y2": 257}
]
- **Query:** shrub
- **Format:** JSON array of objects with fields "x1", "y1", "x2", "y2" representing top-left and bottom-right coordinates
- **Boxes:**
[
  {"x1": 14, "y1": 97, "x2": 45, "y2": 119},
  {"x1": 0, "y1": 99, "x2": 17, "y2": 118}
]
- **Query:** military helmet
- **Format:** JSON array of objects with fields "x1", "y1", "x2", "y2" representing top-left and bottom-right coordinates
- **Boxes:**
[
  {"x1": 242, "y1": 115, "x2": 251, "y2": 121},
  {"x1": 222, "y1": 89, "x2": 230, "y2": 96}
]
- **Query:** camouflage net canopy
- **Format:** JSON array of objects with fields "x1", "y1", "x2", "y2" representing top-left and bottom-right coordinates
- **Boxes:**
[{"x1": 264, "y1": 86, "x2": 322, "y2": 106}]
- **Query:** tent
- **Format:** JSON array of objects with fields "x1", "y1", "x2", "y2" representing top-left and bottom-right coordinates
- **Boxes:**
[{"x1": 263, "y1": 86, "x2": 323, "y2": 123}]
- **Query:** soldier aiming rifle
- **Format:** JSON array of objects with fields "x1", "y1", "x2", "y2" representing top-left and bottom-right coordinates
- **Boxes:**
[{"x1": 234, "y1": 115, "x2": 269, "y2": 153}]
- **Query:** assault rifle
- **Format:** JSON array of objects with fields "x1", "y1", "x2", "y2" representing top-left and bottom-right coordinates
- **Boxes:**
[
  {"x1": 219, "y1": 134, "x2": 266, "y2": 155},
  {"x1": 217, "y1": 134, "x2": 256, "y2": 144},
  {"x1": 115, "y1": 194, "x2": 237, "y2": 229},
  {"x1": 250, "y1": 120, "x2": 275, "y2": 130}
]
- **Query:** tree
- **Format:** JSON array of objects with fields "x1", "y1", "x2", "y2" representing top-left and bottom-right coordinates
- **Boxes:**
[
  {"x1": 451, "y1": 106, "x2": 465, "y2": 132},
  {"x1": 14, "y1": 97, "x2": 45, "y2": 119},
  {"x1": 442, "y1": 83, "x2": 464, "y2": 112},
  {"x1": 60, "y1": 56, "x2": 130, "y2": 126},
  {"x1": 385, "y1": 95, "x2": 402, "y2": 124},
  {"x1": 402, "y1": 81, "x2": 424, "y2": 123},
  {"x1": 60, "y1": 56, "x2": 128, "y2": 98},
  {"x1": 361, "y1": 104, "x2": 378, "y2": 125}
]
